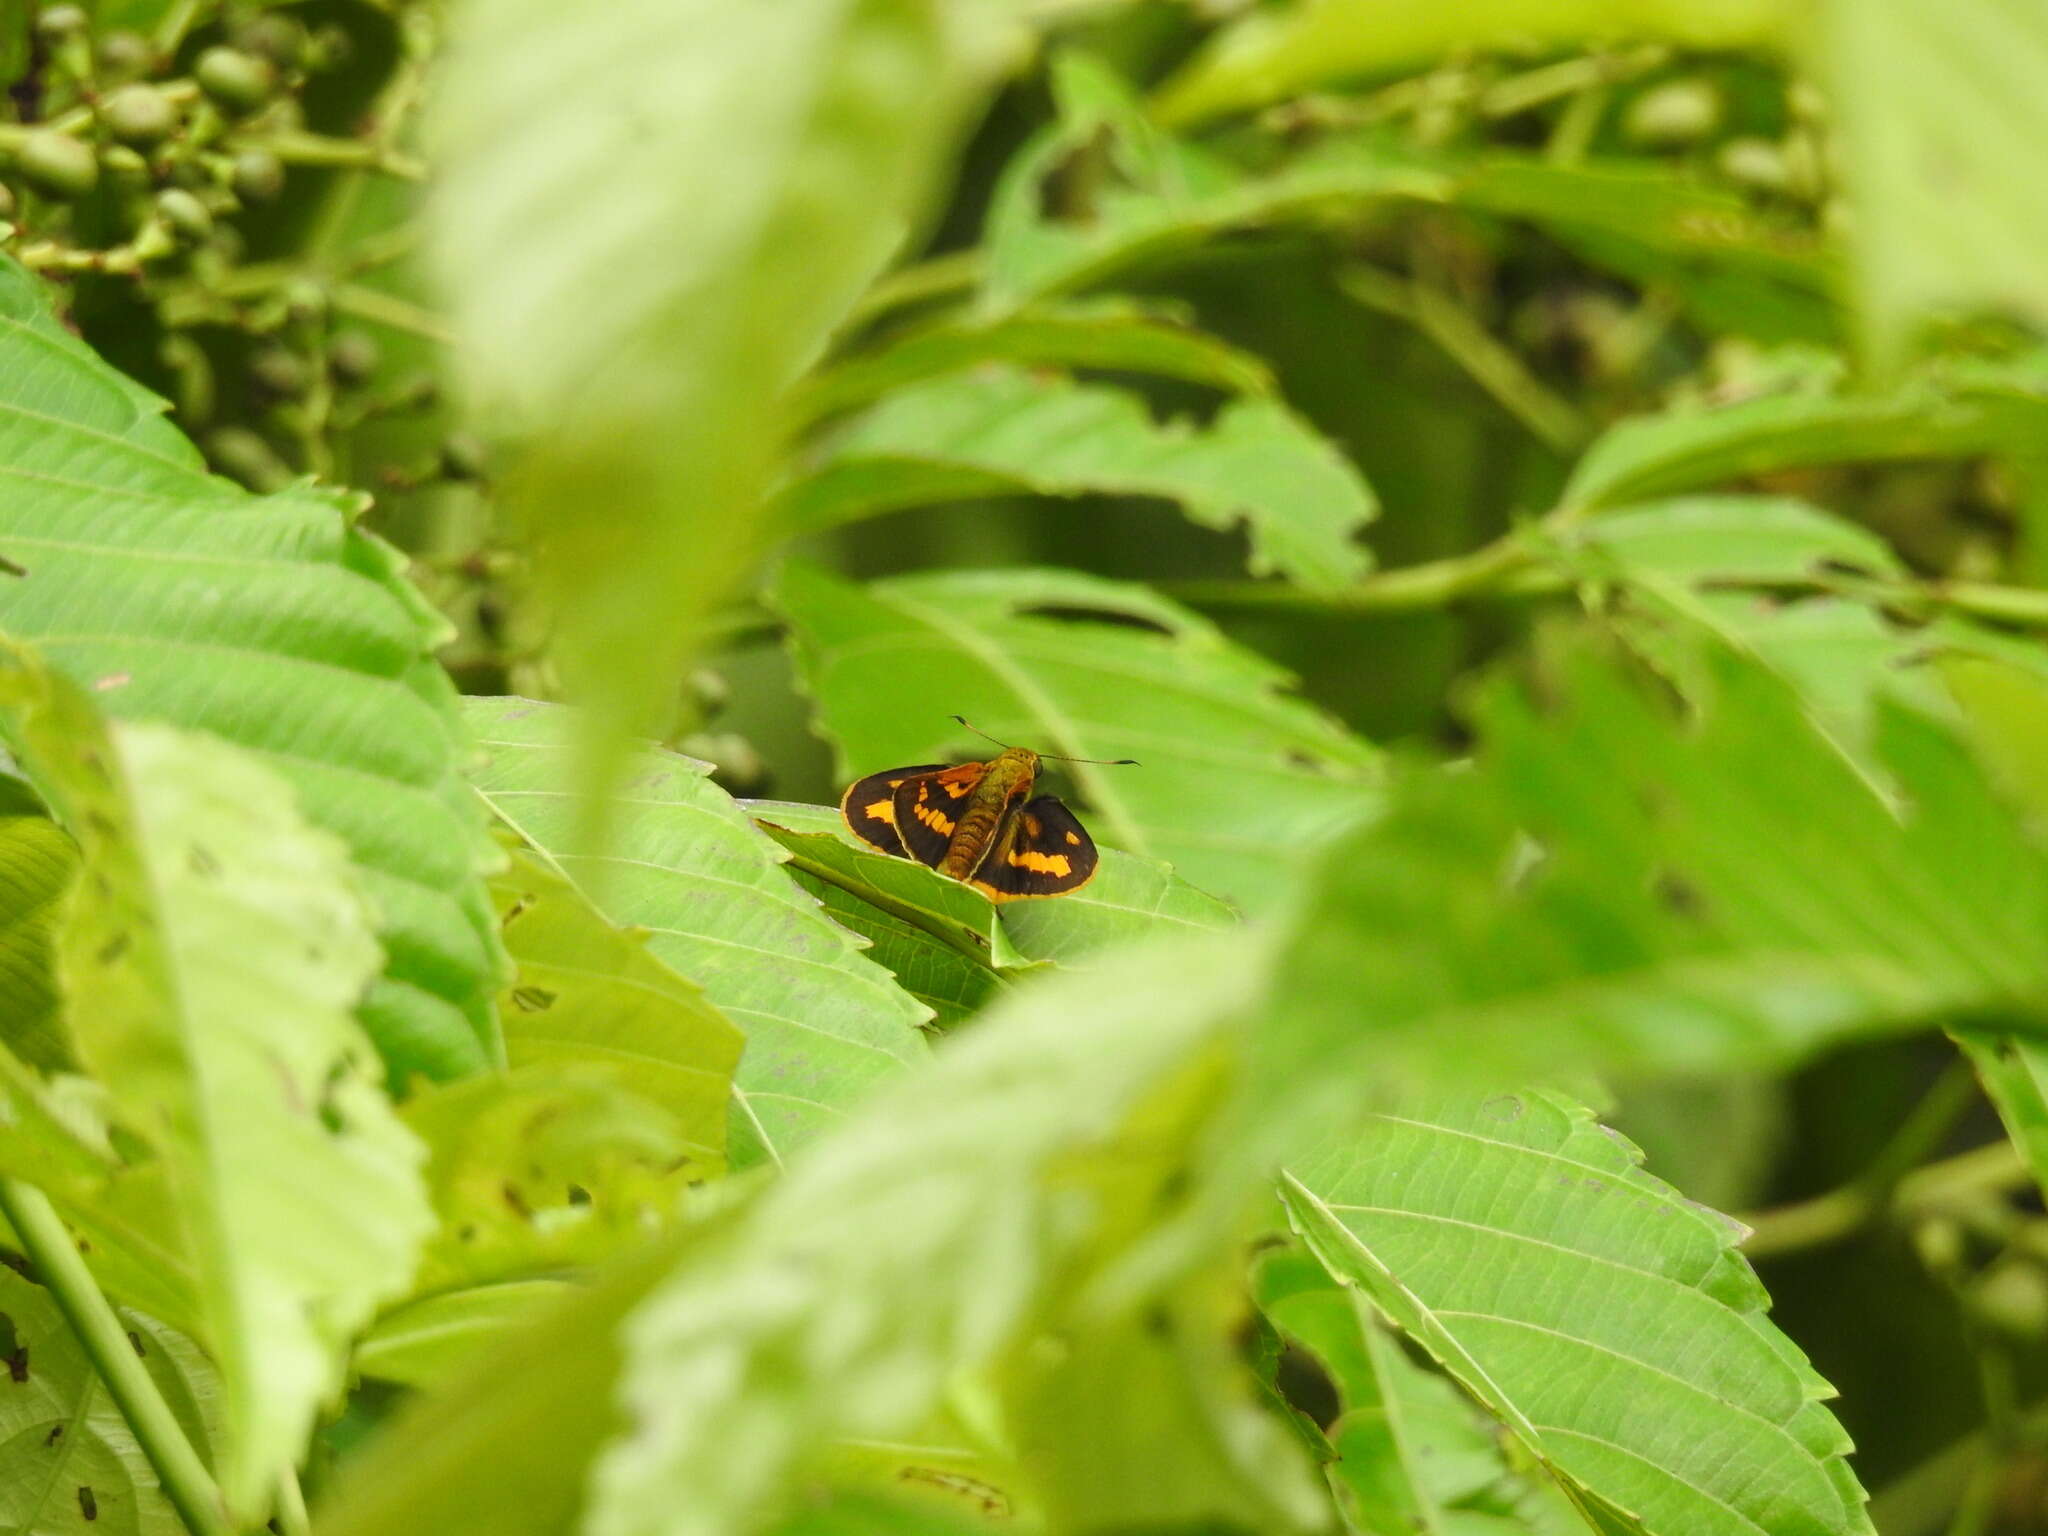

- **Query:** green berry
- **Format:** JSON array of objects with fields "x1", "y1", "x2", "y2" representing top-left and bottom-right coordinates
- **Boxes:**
[
  {"x1": 34, "y1": 4, "x2": 88, "y2": 42},
  {"x1": 155, "y1": 187, "x2": 213, "y2": 241},
  {"x1": 327, "y1": 330, "x2": 381, "y2": 386},
  {"x1": 249, "y1": 346, "x2": 310, "y2": 398},
  {"x1": 1972, "y1": 1260, "x2": 2048, "y2": 1341},
  {"x1": 100, "y1": 83, "x2": 180, "y2": 147},
  {"x1": 1717, "y1": 136, "x2": 1792, "y2": 192},
  {"x1": 1623, "y1": 79, "x2": 1720, "y2": 147},
  {"x1": 100, "y1": 144, "x2": 151, "y2": 190},
  {"x1": 195, "y1": 47, "x2": 278, "y2": 113},
  {"x1": 15, "y1": 130, "x2": 99, "y2": 200},
  {"x1": 230, "y1": 147, "x2": 285, "y2": 204},
  {"x1": 96, "y1": 29, "x2": 154, "y2": 79},
  {"x1": 235, "y1": 13, "x2": 306, "y2": 68}
]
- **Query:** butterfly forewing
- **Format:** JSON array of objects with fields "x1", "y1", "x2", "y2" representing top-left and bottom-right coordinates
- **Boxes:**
[
  {"x1": 969, "y1": 795, "x2": 1099, "y2": 901},
  {"x1": 892, "y1": 761, "x2": 987, "y2": 867},
  {"x1": 839, "y1": 763, "x2": 948, "y2": 858}
]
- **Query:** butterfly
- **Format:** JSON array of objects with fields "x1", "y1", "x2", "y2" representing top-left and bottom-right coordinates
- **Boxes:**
[{"x1": 839, "y1": 718, "x2": 1135, "y2": 902}]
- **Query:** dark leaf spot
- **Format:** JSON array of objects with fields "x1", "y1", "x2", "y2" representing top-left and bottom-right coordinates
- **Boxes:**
[
  {"x1": 6, "y1": 1344, "x2": 28, "y2": 1382},
  {"x1": 502, "y1": 1183, "x2": 533, "y2": 1221},
  {"x1": 0, "y1": 552, "x2": 27, "y2": 577},
  {"x1": 1654, "y1": 870, "x2": 1705, "y2": 918},
  {"x1": 1282, "y1": 748, "x2": 1329, "y2": 774},
  {"x1": 95, "y1": 932, "x2": 130, "y2": 967},
  {"x1": 511, "y1": 986, "x2": 557, "y2": 1013},
  {"x1": 1015, "y1": 603, "x2": 1176, "y2": 637},
  {"x1": 1274, "y1": 1340, "x2": 1341, "y2": 1431},
  {"x1": 78, "y1": 1486, "x2": 96, "y2": 1521},
  {"x1": 187, "y1": 844, "x2": 221, "y2": 879},
  {"x1": 1142, "y1": 1302, "x2": 1173, "y2": 1339},
  {"x1": 566, "y1": 1183, "x2": 592, "y2": 1206},
  {"x1": 44, "y1": 1424, "x2": 61, "y2": 1446},
  {"x1": 127, "y1": 1330, "x2": 145, "y2": 1357}
]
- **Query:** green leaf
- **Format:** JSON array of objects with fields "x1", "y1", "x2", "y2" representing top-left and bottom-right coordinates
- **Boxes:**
[
  {"x1": 0, "y1": 644, "x2": 433, "y2": 1518},
  {"x1": 774, "y1": 561, "x2": 1379, "y2": 914},
  {"x1": 1267, "y1": 641, "x2": 2048, "y2": 1111},
  {"x1": 355, "y1": 1279, "x2": 572, "y2": 1390},
  {"x1": 491, "y1": 844, "x2": 742, "y2": 1154},
  {"x1": 1561, "y1": 359, "x2": 2048, "y2": 514},
  {"x1": 0, "y1": 255, "x2": 502, "y2": 1082},
  {"x1": 463, "y1": 696, "x2": 930, "y2": 1169},
  {"x1": 779, "y1": 366, "x2": 1377, "y2": 589},
  {"x1": 797, "y1": 299, "x2": 1276, "y2": 423},
  {"x1": 0, "y1": 1265, "x2": 222, "y2": 1536},
  {"x1": 428, "y1": 0, "x2": 1006, "y2": 741},
  {"x1": 1152, "y1": 0, "x2": 1791, "y2": 125},
  {"x1": 1283, "y1": 1092, "x2": 1873, "y2": 1536},
  {"x1": 402, "y1": 1066, "x2": 716, "y2": 1290},
  {"x1": 583, "y1": 930, "x2": 1274, "y2": 1536},
  {"x1": 1252, "y1": 1247, "x2": 1587, "y2": 1536},
  {"x1": 1822, "y1": 0, "x2": 2048, "y2": 358},
  {"x1": 0, "y1": 783, "x2": 71, "y2": 1072}
]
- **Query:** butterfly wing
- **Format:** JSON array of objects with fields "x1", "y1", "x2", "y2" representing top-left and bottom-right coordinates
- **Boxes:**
[
  {"x1": 892, "y1": 761, "x2": 989, "y2": 868},
  {"x1": 839, "y1": 763, "x2": 948, "y2": 856},
  {"x1": 969, "y1": 794, "x2": 1098, "y2": 901}
]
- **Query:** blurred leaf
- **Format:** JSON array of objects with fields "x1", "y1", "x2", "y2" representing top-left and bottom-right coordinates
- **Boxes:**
[
  {"x1": 1266, "y1": 643, "x2": 2048, "y2": 1115},
  {"x1": 402, "y1": 1066, "x2": 713, "y2": 1289},
  {"x1": 781, "y1": 366, "x2": 1377, "y2": 589},
  {"x1": 0, "y1": 255, "x2": 503, "y2": 1082},
  {"x1": 355, "y1": 1279, "x2": 572, "y2": 1390},
  {"x1": 1562, "y1": 361, "x2": 2048, "y2": 513},
  {"x1": 491, "y1": 844, "x2": 742, "y2": 1151},
  {"x1": 463, "y1": 697, "x2": 930, "y2": 1169},
  {"x1": 799, "y1": 299, "x2": 1276, "y2": 422},
  {"x1": 1152, "y1": 0, "x2": 1791, "y2": 125},
  {"x1": 429, "y1": 0, "x2": 1008, "y2": 745},
  {"x1": 1284, "y1": 1092, "x2": 1874, "y2": 1536},
  {"x1": 0, "y1": 644, "x2": 431, "y2": 1518},
  {"x1": 1559, "y1": 496, "x2": 1932, "y2": 751},
  {"x1": 583, "y1": 930, "x2": 1274, "y2": 1536},
  {"x1": 775, "y1": 562, "x2": 1379, "y2": 913},
  {"x1": 0, "y1": 787, "x2": 71, "y2": 1072},
  {"x1": 765, "y1": 1493, "x2": 1007, "y2": 1535},
  {"x1": 0, "y1": 1265, "x2": 221, "y2": 1536},
  {"x1": 1823, "y1": 0, "x2": 2048, "y2": 358},
  {"x1": 315, "y1": 1206, "x2": 738, "y2": 1536}
]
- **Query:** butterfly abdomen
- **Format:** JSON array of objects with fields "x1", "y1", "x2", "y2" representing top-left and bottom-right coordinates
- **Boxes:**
[{"x1": 938, "y1": 748, "x2": 1037, "y2": 878}]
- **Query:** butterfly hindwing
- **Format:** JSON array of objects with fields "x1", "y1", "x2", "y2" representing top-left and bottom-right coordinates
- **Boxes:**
[
  {"x1": 969, "y1": 795, "x2": 1098, "y2": 901},
  {"x1": 892, "y1": 761, "x2": 988, "y2": 868},
  {"x1": 839, "y1": 763, "x2": 949, "y2": 857}
]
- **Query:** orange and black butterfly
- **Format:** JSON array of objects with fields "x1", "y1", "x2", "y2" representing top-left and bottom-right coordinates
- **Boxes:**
[{"x1": 839, "y1": 718, "x2": 1135, "y2": 902}]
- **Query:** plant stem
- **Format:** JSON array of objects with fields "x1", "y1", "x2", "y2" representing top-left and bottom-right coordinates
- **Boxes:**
[
  {"x1": 0, "y1": 1178, "x2": 233, "y2": 1536},
  {"x1": 1740, "y1": 1137, "x2": 2029, "y2": 1259}
]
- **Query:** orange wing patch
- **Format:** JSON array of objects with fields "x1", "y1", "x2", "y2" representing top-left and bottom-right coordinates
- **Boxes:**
[{"x1": 1006, "y1": 849, "x2": 1072, "y2": 876}]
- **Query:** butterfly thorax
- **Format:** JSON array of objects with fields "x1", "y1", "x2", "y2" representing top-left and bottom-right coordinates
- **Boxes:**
[{"x1": 939, "y1": 747, "x2": 1038, "y2": 878}]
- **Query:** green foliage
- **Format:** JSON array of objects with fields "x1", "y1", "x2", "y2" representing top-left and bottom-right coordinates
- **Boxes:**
[
  {"x1": 0, "y1": 1266, "x2": 221, "y2": 1536},
  {"x1": 782, "y1": 366, "x2": 1378, "y2": 588},
  {"x1": 776, "y1": 562, "x2": 1380, "y2": 912},
  {"x1": 463, "y1": 696, "x2": 930, "y2": 1167},
  {"x1": 6, "y1": 5, "x2": 2048, "y2": 1534},
  {"x1": 0, "y1": 256, "x2": 503, "y2": 1083},
  {"x1": 0, "y1": 644, "x2": 431, "y2": 1519}
]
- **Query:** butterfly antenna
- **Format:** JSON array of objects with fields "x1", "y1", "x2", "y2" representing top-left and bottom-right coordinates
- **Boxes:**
[{"x1": 953, "y1": 716, "x2": 1137, "y2": 766}]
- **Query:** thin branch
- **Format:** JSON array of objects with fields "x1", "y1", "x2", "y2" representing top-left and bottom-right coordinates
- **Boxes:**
[
  {"x1": 0, "y1": 1179, "x2": 233, "y2": 1536},
  {"x1": 1739, "y1": 1137, "x2": 2030, "y2": 1260}
]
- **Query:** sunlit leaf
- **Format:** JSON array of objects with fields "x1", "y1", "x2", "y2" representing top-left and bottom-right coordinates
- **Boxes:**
[
  {"x1": 0, "y1": 1266, "x2": 221, "y2": 1536},
  {"x1": 584, "y1": 930, "x2": 1274, "y2": 1536},
  {"x1": 355, "y1": 1279, "x2": 571, "y2": 1390},
  {"x1": 463, "y1": 697, "x2": 930, "y2": 1168},
  {"x1": 781, "y1": 367, "x2": 1377, "y2": 589},
  {"x1": 1284, "y1": 1091, "x2": 1874, "y2": 1536},
  {"x1": 775, "y1": 561, "x2": 1378, "y2": 913},
  {"x1": 0, "y1": 254, "x2": 502, "y2": 1082},
  {"x1": 429, "y1": 0, "x2": 1008, "y2": 747},
  {"x1": 1152, "y1": 0, "x2": 1791, "y2": 125},
  {"x1": 1562, "y1": 360, "x2": 2048, "y2": 514},
  {"x1": 0, "y1": 644, "x2": 432, "y2": 1518},
  {"x1": 491, "y1": 844, "x2": 741, "y2": 1151},
  {"x1": 798, "y1": 299, "x2": 1275, "y2": 423},
  {"x1": 1823, "y1": 0, "x2": 2048, "y2": 358}
]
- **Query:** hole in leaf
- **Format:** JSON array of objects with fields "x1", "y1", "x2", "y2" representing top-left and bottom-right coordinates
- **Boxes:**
[{"x1": 1273, "y1": 1340, "x2": 1341, "y2": 1432}]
